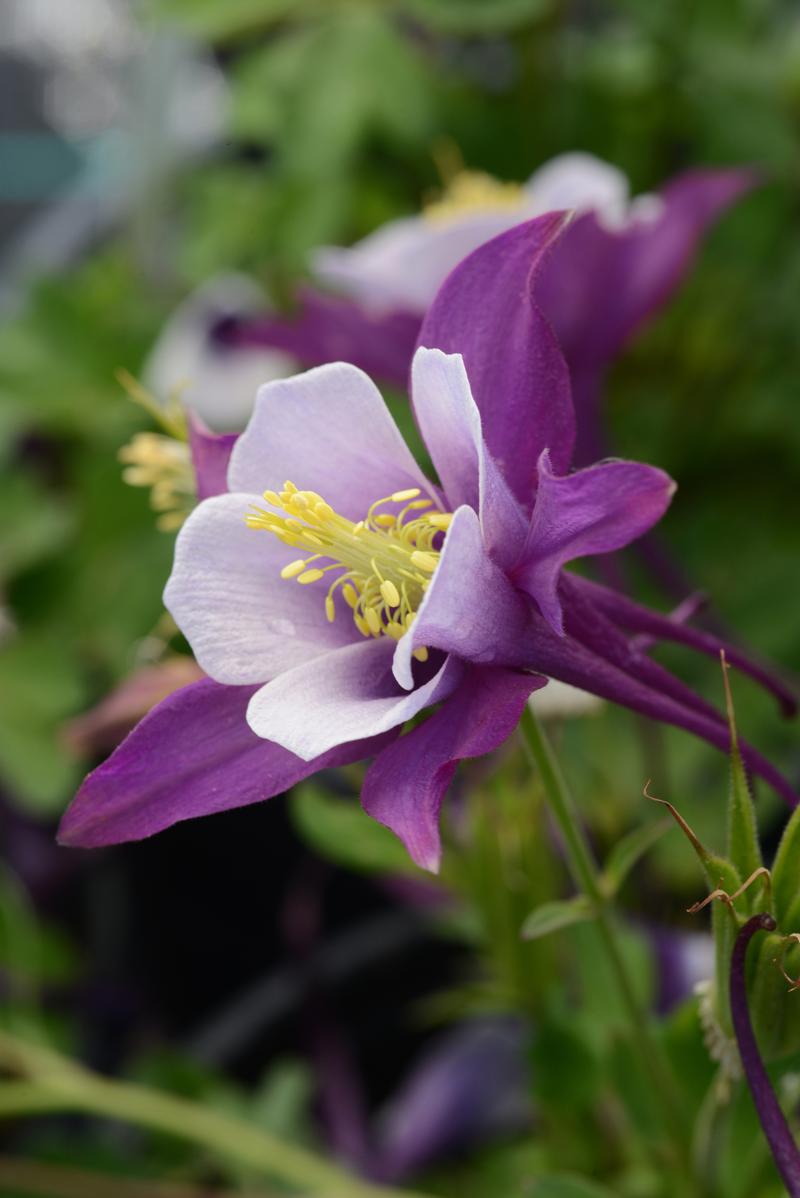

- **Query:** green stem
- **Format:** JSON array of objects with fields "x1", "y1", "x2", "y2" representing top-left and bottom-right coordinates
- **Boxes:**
[
  {"x1": 0, "y1": 1034, "x2": 432, "y2": 1198},
  {"x1": 518, "y1": 706, "x2": 692, "y2": 1180}
]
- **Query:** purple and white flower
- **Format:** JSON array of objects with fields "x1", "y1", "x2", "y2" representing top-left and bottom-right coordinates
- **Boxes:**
[{"x1": 59, "y1": 214, "x2": 795, "y2": 871}]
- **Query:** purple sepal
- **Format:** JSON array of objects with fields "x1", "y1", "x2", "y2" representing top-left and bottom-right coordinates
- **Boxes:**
[
  {"x1": 512, "y1": 450, "x2": 675, "y2": 634},
  {"x1": 362, "y1": 667, "x2": 545, "y2": 872},
  {"x1": 370, "y1": 1017, "x2": 531, "y2": 1183},
  {"x1": 214, "y1": 288, "x2": 421, "y2": 390},
  {"x1": 187, "y1": 412, "x2": 238, "y2": 500},
  {"x1": 579, "y1": 576, "x2": 798, "y2": 718},
  {"x1": 729, "y1": 914, "x2": 800, "y2": 1197},
  {"x1": 58, "y1": 678, "x2": 396, "y2": 848},
  {"x1": 512, "y1": 583, "x2": 799, "y2": 809},
  {"x1": 417, "y1": 212, "x2": 575, "y2": 507}
]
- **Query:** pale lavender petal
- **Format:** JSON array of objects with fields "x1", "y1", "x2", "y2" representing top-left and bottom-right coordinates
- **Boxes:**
[
  {"x1": 362, "y1": 667, "x2": 544, "y2": 872},
  {"x1": 418, "y1": 213, "x2": 575, "y2": 507},
  {"x1": 512, "y1": 451, "x2": 676, "y2": 634},
  {"x1": 392, "y1": 505, "x2": 532, "y2": 690},
  {"x1": 58, "y1": 679, "x2": 394, "y2": 848},
  {"x1": 372, "y1": 1017, "x2": 531, "y2": 1182},
  {"x1": 313, "y1": 212, "x2": 529, "y2": 314},
  {"x1": 246, "y1": 638, "x2": 462, "y2": 761},
  {"x1": 537, "y1": 167, "x2": 757, "y2": 369},
  {"x1": 164, "y1": 493, "x2": 354, "y2": 685},
  {"x1": 228, "y1": 362, "x2": 436, "y2": 520},
  {"x1": 214, "y1": 289, "x2": 420, "y2": 390},
  {"x1": 187, "y1": 411, "x2": 237, "y2": 500},
  {"x1": 410, "y1": 348, "x2": 527, "y2": 563}
]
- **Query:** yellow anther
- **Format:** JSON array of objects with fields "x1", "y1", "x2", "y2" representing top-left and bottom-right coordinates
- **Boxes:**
[
  {"x1": 380, "y1": 580, "x2": 400, "y2": 608},
  {"x1": 428, "y1": 513, "x2": 453, "y2": 529},
  {"x1": 413, "y1": 646, "x2": 429, "y2": 662},
  {"x1": 410, "y1": 551, "x2": 438, "y2": 573},
  {"x1": 247, "y1": 480, "x2": 452, "y2": 647},
  {"x1": 280, "y1": 559, "x2": 308, "y2": 580},
  {"x1": 365, "y1": 607, "x2": 382, "y2": 636}
]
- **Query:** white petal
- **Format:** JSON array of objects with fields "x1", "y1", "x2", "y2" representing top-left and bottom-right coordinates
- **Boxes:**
[
  {"x1": 164, "y1": 492, "x2": 354, "y2": 684},
  {"x1": 246, "y1": 638, "x2": 462, "y2": 760},
  {"x1": 228, "y1": 361, "x2": 436, "y2": 520}
]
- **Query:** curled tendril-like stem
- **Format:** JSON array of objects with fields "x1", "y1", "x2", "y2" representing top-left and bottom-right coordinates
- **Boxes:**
[
  {"x1": 774, "y1": 932, "x2": 800, "y2": 993},
  {"x1": 643, "y1": 780, "x2": 710, "y2": 861},
  {"x1": 687, "y1": 867, "x2": 772, "y2": 916},
  {"x1": 730, "y1": 914, "x2": 800, "y2": 1196}
]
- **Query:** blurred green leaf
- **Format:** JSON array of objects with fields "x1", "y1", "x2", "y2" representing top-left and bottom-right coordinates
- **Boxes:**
[
  {"x1": 0, "y1": 867, "x2": 77, "y2": 988},
  {"x1": 600, "y1": 817, "x2": 671, "y2": 897},
  {"x1": 148, "y1": 0, "x2": 295, "y2": 41},
  {"x1": 529, "y1": 1176, "x2": 618, "y2": 1198},
  {"x1": 291, "y1": 783, "x2": 418, "y2": 875},
  {"x1": 0, "y1": 470, "x2": 75, "y2": 584},
  {"x1": 521, "y1": 896, "x2": 594, "y2": 941},
  {"x1": 0, "y1": 633, "x2": 85, "y2": 813},
  {"x1": 400, "y1": 0, "x2": 549, "y2": 34}
]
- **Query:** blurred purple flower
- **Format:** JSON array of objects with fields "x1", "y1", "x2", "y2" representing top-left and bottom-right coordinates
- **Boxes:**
[
  {"x1": 59, "y1": 214, "x2": 795, "y2": 870},
  {"x1": 215, "y1": 153, "x2": 755, "y2": 458},
  {"x1": 369, "y1": 1017, "x2": 531, "y2": 1182}
]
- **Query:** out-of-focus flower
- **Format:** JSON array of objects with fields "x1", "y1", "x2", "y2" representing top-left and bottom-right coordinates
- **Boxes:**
[
  {"x1": 59, "y1": 215, "x2": 795, "y2": 870},
  {"x1": 144, "y1": 276, "x2": 297, "y2": 431},
  {"x1": 313, "y1": 153, "x2": 655, "y2": 315},
  {"x1": 369, "y1": 1017, "x2": 531, "y2": 1182},
  {"x1": 217, "y1": 153, "x2": 754, "y2": 450}
]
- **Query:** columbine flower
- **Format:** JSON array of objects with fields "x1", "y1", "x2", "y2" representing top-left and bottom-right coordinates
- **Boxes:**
[
  {"x1": 59, "y1": 214, "x2": 795, "y2": 871},
  {"x1": 216, "y1": 152, "x2": 754, "y2": 451}
]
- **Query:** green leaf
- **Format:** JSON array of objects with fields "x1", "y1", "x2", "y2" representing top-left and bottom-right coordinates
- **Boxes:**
[
  {"x1": 290, "y1": 784, "x2": 418, "y2": 875},
  {"x1": 530, "y1": 1172, "x2": 618, "y2": 1197},
  {"x1": 723, "y1": 661, "x2": 763, "y2": 904},
  {"x1": 400, "y1": 0, "x2": 549, "y2": 34},
  {"x1": 771, "y1": 804, "x2": 800, "y2": 929},
  {"x1": 600, "y1": 817, "x2": 671, "y2": 897},
  {"x1": 521, "y1": 896, "x2": 594, "y2": 941}
]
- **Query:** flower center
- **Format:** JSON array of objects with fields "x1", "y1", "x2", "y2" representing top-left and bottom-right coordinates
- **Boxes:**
[
  {"x1": 423, "y1": 169, "x2": 524, "y2": 224},
  {"x1": 247, "y1": 483, "x2": 453, "y2": 660}
]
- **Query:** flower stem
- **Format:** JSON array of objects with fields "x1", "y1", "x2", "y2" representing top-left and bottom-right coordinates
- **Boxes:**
[
  {"x1": 729, "y1": 914, "x2": 800, "y2": 1196},
  {"x1": 0, "y1": 1032, "x2": 432, "y2": 1198},
  {"x1": 518, "y1": 705, "x2": 691, "y2": 1177}
]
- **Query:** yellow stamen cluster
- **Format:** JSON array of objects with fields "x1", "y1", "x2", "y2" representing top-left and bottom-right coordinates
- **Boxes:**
[
  {"x1": 119, "y1": 432, "x2": 195, "y2": 532},
  {"x1": 247, "y1": 483, "x2": 453, "y2": 661},
  {"x1": 423, "y1": 169, "x2": 524, "y2": 224}
]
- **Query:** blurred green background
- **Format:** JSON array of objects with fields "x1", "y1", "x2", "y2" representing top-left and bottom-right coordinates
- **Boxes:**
[{"x1": 0, "y1": 1, "x2": 798, "y2": 1194}]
